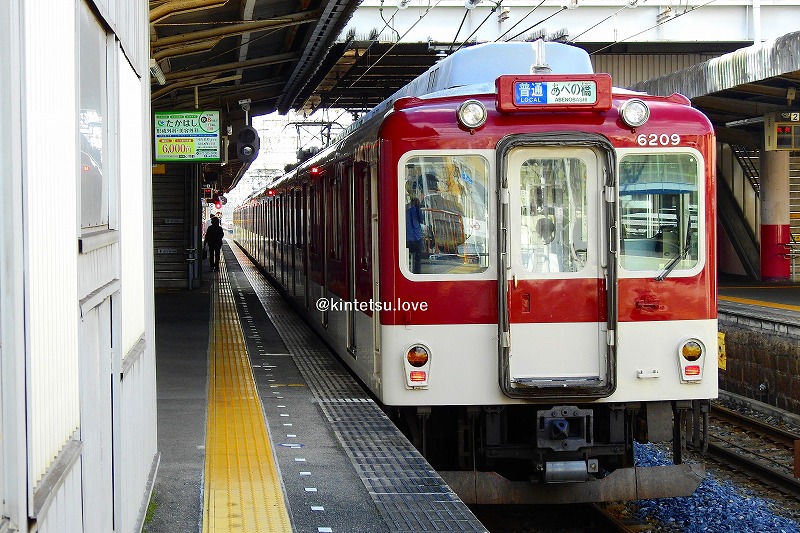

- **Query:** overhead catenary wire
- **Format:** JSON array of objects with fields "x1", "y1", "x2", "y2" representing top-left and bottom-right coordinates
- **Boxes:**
[
  {"x1": 505, "y1": 6, "x2": 566, "y2": 42},
  {"x1": 568, "y1": 4, "x2": 630, "y2": 43},
  {"x1": 453, "y1": 0, "x2": 504, "y2": 53},
  {"x1": 493, "y1": 0, "x2": 545, "y2": 42},
  {"x1": 448, "y1": 11, "x2": 471, "y2": 52},
  {"x1": 591, "y1": 0, "x2": 719, "y2": 54},
  {"x1": 328, "y1": 0, "x2": 444, "y2": 110}
]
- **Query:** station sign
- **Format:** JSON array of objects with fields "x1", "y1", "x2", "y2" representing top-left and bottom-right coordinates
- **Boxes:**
[
  {"x1": 154, "y1": 110, "x2": 222, "y2": 162},
  {"x1": 495, "y1": 74, "x2": 612, "y2": 113},
  {"x1": 764, "y1": 112, "x2": 800, "y2": 151}
]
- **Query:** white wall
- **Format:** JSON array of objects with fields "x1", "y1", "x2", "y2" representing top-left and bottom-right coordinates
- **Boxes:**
[{"x1": 0, "y1": 0, "x2": 156, "y2": 531}]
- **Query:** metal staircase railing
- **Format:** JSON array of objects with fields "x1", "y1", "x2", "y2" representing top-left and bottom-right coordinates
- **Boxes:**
[{"x1": 730, "y1": 145, "x2": 760, "y2": 197}]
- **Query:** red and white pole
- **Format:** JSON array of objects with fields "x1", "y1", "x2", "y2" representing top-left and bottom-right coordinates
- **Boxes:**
[{"x1": 760, "y1": 151, "x2": 791, "y2": 280}]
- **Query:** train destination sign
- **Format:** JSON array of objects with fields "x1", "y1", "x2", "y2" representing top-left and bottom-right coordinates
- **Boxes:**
[
  {"x1": 514, "y1": 80, "x2": 597, "y2": 105},
  {"x1": 495, "y1": 74, "x2": 613, "y2": 113},
  {"x1": 154, "y1": 110, "x2": 221, "y2": 162}
]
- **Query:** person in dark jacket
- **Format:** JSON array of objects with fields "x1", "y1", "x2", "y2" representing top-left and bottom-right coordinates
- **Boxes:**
[
  {"x1": 204, "y1": 216, "x2": 225, "y2": 271},
  {"x1": 406, "y1": 188, "x2": 425, "y2": 274}
]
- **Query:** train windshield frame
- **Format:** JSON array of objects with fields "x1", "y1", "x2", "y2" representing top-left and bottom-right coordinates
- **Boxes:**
[
  {"x1": 617, "y1": 149, "x2": 705, "y2": 277},
  {"x1": 399, "y1": 151, "x2": 493, "y2": 279}
]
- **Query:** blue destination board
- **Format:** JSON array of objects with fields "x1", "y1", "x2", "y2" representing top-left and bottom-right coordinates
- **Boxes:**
[{"x1": 514, "y1": 80, "x2": 597, "y2": 106}]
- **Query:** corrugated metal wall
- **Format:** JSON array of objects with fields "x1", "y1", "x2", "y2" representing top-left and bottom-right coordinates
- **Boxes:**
[
  {"x1": 35, "y1": 463, "x2": 83, "y2": 533},
  {"x1": 591, "y1": 53, "x2": 720, "y2": 89},
  {"x1": 12, "y1": 1, "x2": 156, "y2": 531},
  {"x1": 120, "y1": 49, "x2": 147, "y2": 350},
  {"x1": 119, "y1": 339, "x2": 158, "y2": 532},
  {"x1": 118, "y1": 46, "x2": 158, "y2": 533},
  {"x1": 23, "y1": 0, "x2": 81, "y2": 487},
  {"x1": 88, "y1": 0, "x2": 147, "y2": 76}
]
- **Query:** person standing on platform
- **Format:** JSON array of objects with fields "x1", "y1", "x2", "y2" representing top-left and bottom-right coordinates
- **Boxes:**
[{"x1": 204, "y1": 216, "x2": 225, "y2": 271}]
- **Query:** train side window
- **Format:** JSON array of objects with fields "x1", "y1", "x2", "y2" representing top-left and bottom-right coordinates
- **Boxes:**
[
  {"x1": 619, "y1": 153, "x2": 700, "y2": 272},
  {"x1": 402, "y1": 155, "x2": 490, "y2": 276}
]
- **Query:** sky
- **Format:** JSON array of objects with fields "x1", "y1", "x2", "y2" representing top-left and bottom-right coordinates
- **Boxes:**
[{"x1": 225, "y1": 109, "x2": 354, "y2": 211}]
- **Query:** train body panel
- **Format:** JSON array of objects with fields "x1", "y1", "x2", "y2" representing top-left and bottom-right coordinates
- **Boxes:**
[{"x1": 234, "y1": 40, "x2": 716, "y2": 502}]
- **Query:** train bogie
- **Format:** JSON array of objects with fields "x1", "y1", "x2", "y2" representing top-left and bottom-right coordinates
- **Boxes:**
[{"x1": 234, "y1": 40, "x2": 716, "y2": 503}]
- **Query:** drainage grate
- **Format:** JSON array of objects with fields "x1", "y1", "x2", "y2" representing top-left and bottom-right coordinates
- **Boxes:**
[{"x1": 230, "y1": 245, "x2": 488, "y2": 533}]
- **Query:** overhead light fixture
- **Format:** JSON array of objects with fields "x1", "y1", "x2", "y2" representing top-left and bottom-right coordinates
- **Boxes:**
[
  {"x1": 725, "y1": 116, "x2": 765, "y2": 128},
  {"x1": 397, "y1": 0, "x2": 411, "y2": 8},
  {"x1": 149, "y1": 59, "x2": 166, "y2": 86}
]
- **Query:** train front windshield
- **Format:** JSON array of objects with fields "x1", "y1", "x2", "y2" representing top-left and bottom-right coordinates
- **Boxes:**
[{"x1": 403, "y1": 155, "x2": 490, "y2": 275}]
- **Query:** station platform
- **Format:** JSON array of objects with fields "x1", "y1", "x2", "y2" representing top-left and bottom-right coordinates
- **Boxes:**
[
  {"x1": 147, "y1": 241, "x2": 488, "y2": 533},
  {"x1": 718, "y1": 279, "x2": 800, "y2": 323}
]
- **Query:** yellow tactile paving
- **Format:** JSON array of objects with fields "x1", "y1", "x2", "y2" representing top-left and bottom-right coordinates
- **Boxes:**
[
  {"x1": 202, "y1": 257, "x2": 292, "y2": 533},
  {"x1": 718, "y1": 294, "x2": 800, "y2": 313}
]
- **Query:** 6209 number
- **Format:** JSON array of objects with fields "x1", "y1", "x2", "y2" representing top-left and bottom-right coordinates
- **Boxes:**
[{"x1": 637, "y1": 133, "x2": 680, "y2": 146}]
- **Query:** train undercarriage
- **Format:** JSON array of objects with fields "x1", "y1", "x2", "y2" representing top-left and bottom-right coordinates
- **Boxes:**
[{"x1": 391, "y1": 400, "x2": 710, "y2": 504}]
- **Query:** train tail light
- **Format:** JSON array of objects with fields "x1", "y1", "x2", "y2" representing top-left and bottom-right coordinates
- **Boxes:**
[
  {"x1": 678, "y1": 339, "x2": 705, "y2": 382},
  {"x1": 404, "y1": 344, "x2": 431, "y2": 389}
]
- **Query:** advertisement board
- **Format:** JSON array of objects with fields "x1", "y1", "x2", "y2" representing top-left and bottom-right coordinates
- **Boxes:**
[{"x1": 154, "y1": 110, "x2": 221, "y2": 162}]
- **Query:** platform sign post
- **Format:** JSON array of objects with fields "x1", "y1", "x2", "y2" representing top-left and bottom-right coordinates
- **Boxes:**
[{"x1": 154, "y1": 110, "x2": 222, "y2": 162}]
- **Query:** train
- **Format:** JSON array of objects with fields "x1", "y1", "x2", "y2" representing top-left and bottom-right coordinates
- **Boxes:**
[{"x1": 234, "y1": 40, "x2": 716, "y2": 504}]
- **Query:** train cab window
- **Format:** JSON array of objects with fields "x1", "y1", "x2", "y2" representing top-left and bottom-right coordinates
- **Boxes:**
[
  {"x1": 619, "y1": 153, "x2": 700, "y2": 272},
  {"x1": 402, "y1": 155, "x2": 489, "y2": 276},
  {"x1": 518, "y1": 157, "x2": 589, "y2": 273}
]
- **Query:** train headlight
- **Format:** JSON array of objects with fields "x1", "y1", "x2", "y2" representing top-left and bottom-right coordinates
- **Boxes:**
[
  {"x1": 620, "y1": 99, "x2": 650, "y2": 128},
  {"x1": 457, "y1": 100, "x2": 487, "y2": 130},
  {"x1": 403, "y1": 344, "x2": 431, "y2": 389},
  {"x1": 677, "y1": 338, "x2": 705, "y2": 383}
]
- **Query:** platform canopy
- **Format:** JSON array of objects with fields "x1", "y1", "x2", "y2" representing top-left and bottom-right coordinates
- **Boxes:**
[{"x1": 148, "y1": 0, "x2": 800, "y2": 190}]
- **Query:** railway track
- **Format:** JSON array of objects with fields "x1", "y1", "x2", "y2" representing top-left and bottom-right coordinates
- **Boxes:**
[
  {"x1": 708, "y1": 403, "x2": 800, "y2": 498},
  {"x1": 470, "y1": 501, "x2": 658, "y2": 532}
]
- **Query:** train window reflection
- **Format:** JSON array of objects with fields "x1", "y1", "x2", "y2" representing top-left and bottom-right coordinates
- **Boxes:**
[
  {"x1": 519, "y1": 157, "x2": 588, "y2": 273},
  {"x1": 619, "y1": 153, "x2": 699, "y2": 272},
  {"x1": 403, "y1": 155, "x2": 490, "y2": 275}
]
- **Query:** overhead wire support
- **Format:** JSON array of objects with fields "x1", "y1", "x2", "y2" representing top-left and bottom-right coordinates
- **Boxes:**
[
  {"x1": 591, "y1": 0, "x2": 719, "y2": 54},
  {"x1": 569, "y1": 4, "x2": 630, "y2": 43},
  {"x1": 506, "y1": 6, "x2": 566, "y2": 42},
  {"x1": 494, "y1": 0, "x2": 545, "y2": 42},
  {"x1": 329, "y1": 0, "x2": 444, "y2": 110},
  {"x1": 454, "y1": 0, "x2": 503, "y2": 53}
]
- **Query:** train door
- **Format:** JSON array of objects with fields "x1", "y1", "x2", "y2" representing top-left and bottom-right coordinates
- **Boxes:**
[
  {"x1": 498, "y1": 136, "x2": 617, "y2": 399},
  {"x1": 346, "y1": 165, "x2": 357, "y2": 356}
]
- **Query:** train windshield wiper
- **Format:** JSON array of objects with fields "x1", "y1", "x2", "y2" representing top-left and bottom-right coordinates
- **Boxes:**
[{"x1": 655, "y1": 227, "x2": 692, "y2": 282}]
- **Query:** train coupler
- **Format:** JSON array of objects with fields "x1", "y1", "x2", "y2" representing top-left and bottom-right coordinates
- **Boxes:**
[{"x1": 537, "y1": 406, "x2": 593, "y2": 451}]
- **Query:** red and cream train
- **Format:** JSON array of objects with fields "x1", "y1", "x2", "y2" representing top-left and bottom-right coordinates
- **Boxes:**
[{"x1": 234, "y1": 41, "x2": 716, "y2": 503}]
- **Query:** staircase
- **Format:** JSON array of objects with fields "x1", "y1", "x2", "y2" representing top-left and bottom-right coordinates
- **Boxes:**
[{"x1": 717, "y1": 144, "x2": 800, "y2": 280}]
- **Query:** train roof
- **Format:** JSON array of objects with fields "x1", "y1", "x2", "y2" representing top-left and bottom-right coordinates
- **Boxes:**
[{"x1": 341, "y1": 41, "x2": 596, "y2": 134}]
